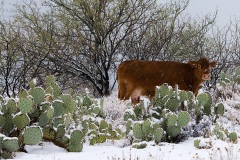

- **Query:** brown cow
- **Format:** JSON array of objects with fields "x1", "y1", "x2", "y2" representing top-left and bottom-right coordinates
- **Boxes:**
[{"x1": 117, "y1": 58, "x2": 216, "y2": 104}]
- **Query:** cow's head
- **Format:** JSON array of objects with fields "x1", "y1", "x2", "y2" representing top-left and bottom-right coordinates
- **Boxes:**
[{"x1": 189, "y1": 58, "x2": 216, "y2": 81}]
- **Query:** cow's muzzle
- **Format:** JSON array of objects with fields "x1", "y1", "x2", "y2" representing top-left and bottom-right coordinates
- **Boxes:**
[{"x1": 202, "y1": 74, "x2": 210, "y2": 80}]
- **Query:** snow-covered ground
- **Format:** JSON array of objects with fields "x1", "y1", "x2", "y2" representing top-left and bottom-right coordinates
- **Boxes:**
[
  {"x1": 14, "y1": 139, "x2": 240, "y2": 160},
  {"x1": 14, "y1": 92, "x2": 240, "y2": 160}
]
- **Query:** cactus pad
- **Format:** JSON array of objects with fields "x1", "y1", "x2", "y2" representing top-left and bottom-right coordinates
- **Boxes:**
[
  {"x1": 39, "y1": 112, "x2": 50, "y2": 127},
  {"x1": 3, "y1": 137, "x2": 19, "y2": 152},
  {"x1": 23, "y1": 126, "x2": 43, "y2": 145},
  {"x1": 46, "y1": 106, "x2": 54, "y2": 119},
  {"x1": 19, "y1": 89, "x2": 29, "y2": 98},
  {"x1": 214, "y1": 103, "x2": 225, "y2": 116},
  {"x1": 46, "y1": 75, "x2": 56, "y2": 85},
  {"x1": 67, "y1": 142, "x2": 83, "y2": 152},
  {"x1": 3, "y1": 114, "x2": 14, "y2": 133},
  {"x1": 99, "y1": 120, "x2": 109, "y2": 133},
  {"x1": 29, "y1": 87, "x2": 45, "y2": 106},
  {"x1": 197, "y1": 93, "x2": 209, "y2": 106},
  {"x1": 52, "y1": 100, "x2": 65, "y2": 117},
  {"x1": 42, "y1": 127, "x2": 56, "y2": 140},
  {"x1": 167, "y1": 126, "x2": 181, "y2": 138},
  {"x1": 187, "y1": 91, "x2": 194, "y2": 100},
  {"x1": 133, "y1": 123, "x2": 143, "y2": 140},
  {"x1": 178, "y1": 90, "x2": 188, "y2": 102},
  {"x1": 153, "y1": 127, "x2": 163, "y2": 144},
  {"x1": 97, "y1": 134, "x2": 106, "y2": 143},
  {"x1": 132, "y1": 142, "x2": 147, "y2": 149},
  {"x1": 166, "y1": 98, "x2": 179, "y2": 112},
  {"x1": 2, "y1": 98, "x2": 18, "y2": 114},
  {"x1": 124, "y1": 109, "x2": 136, "y2": 121},
  {"x1": 229, "y1": 132, "x2": 238, "y2": 143},
  {"x1": 0, "y1": 114, "x2": 6, "y2": 128},
  {"x1": 13, "y1": 113, "x2": 30, "y2": 130},
  {"x1": 48, "y1": 82, "x2": 62, "y2": 98},
  {"x1": 67, "y1": 130, "x2": 84, "y2": 152},
  {"x1": 167, "y1": 114, "x2": 178, "y2": 127},
  {"x1": 70, "y1": 130, "x2": 84, "y2": 144},
  {"x1": 61, "y1": 94, "x2": 76, "y2": 112},
  {"x1": 82, "y1": 95, "x2": 93, "y2": 107},
  {"x1": 56, "y1": 125, "x2": 66, "y2": 138},
  {"x1": 177, "y1": 111, "x2": 190, "y2": 128},
  {"x1": 53, "y1": 118, "x2": 64, "y2": 128},
  {"x1": 126, "y1": 120, "x2": 132, "y2": 135},
  {"x1": 194, "y1": 139, "x2": 201, "y2": 148},
  {"x1": 159, "y1": 84, "x2": 170, "y2": 98},
  {"x1": 142, "y1": 119, "x2": 151, "y2": 135},
  {"x1": 18, "y1": 97, "x2": 33, "y2": 114}
]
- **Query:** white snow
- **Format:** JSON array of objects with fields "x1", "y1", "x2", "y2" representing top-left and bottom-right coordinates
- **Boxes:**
[{"x1": 14, "y1": 138, "x2": 240, "y2": 160}]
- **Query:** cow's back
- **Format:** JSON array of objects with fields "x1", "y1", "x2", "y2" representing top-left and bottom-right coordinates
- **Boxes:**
[{"x1": 118, "y1": 60, "x2": 194, "y2": 87}]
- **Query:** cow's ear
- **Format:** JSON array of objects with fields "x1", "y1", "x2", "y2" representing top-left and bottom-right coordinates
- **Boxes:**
[
  {"x1": 210, "y1": 61, "x2": 216, "y2": 68},
  {"x1": 189, "y1": 61, "x2": 201, "y2": 68}
]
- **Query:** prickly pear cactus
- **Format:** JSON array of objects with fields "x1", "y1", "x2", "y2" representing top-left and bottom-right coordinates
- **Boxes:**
[
  {"x1": 99, "y1": 120, "x2": 109, "y2": 133},
  {"x1": 229, "y1": 132, "x2": 238, "y2": 143},
  {"x1": 178, "y1": 90, "x2": 188, "y2": 102},
  {"x1": 97, "y1": 134, "x2": 106, "y2": 143},
  {"x1": 153, "y1": 127, "x2": 163, "y2": 144},
  {"x1": 61, "y1": 94, "x2": 77, "y2": 112},
  {"x1": 52, "y1": 100, "x2": 65, "y2": 117},
  {"x1": 235, "y1": 66, "x2": 240, "y2": 84},
  {"x1": 132, "y1": 142, "x2": 147, "y2": 149},
  {"x1": 45, "y1": 75, "x2": 62, "y2": 98},
  {"x1": 214, "y1": 103, "x2": 225, "y2": 116},
  {"x1": 82, "y1": 94, "x2": 93, "y2": 107},
  {"x1": 167, "y1": 114, "x2": 178, "y2": 127},
  {"x1": 158, "y1": 83, "x2": 170, "y2": 98},
  {"x1": 0, "y1": 75, "x2": 120, "y2": 158},
  {"x1": 203, "y1": 92, "x2": 212, "y2": 115},
  {"x1": 45, "y1": 75, "x2": 56, "y2": 85},
  {"x1": 39, "y1": 112, "x2": 50, "y2": 127},
  {"x1": 197, "y1": 93, "x2": 209, "y2": 106},
  {"x1": 124, "y1": 109, "x2": 135, "y2": 121},
  {"x1": 142, "y1": 119, "x2": 151, "y2": 136},
  {"x1": 2, "y1": 98, "x2": 18, "y2": 114},
  {"x1": 67, "y1": 130, "x2": 84, "y2": 152},
  {"x1": 19, "y1": 89, "x2": 29, "y2": 98},
  {"x1": 23, "y1": 126, "x2": 43, "y2": 145},
  {"x1": 167, "y1": 126, "x2": 181, "y2": 138},
  {"x1": 3, "y1": 137, "x2": 19, "y2": 152},
  {"x1": 177, "y1": 111, "x2": 190, "y2": 128},
  {"x1": 220, "y1": 72, "x2": 231, "y2": 86},
  {"x1": 56, "y1": 125, "x2": 66, "y2": 139},
  {"x1": 42, "y1": 127, "x2": 56, "y2": 141},
  {"x1": 2, "y1": 114, "x2": 14, "y2": 133},
  {"x1": 166, "y1": 98, "x2": 179, "y2": 112},
  {"x1": 13, "y1": 113, "x2": 30, "y2": 130},
  {"x1": 194, "y1": 139, "x2": 201, "y2": 148},
  {"x1": 126, "y1": 120, "x2": 132, "y2": 135},
  {"x1": 133, "y1": 122, "x2": 143, "y2": 140},
  {"x1": 0, "y1": 114, "x2": 6, "y2": 128},
  {"x1": 18, "y1": 97, "x2": 33, "y2": 114},
  {"x1": 29, "y1": 87, "x2": 45, "y2": 106}
]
